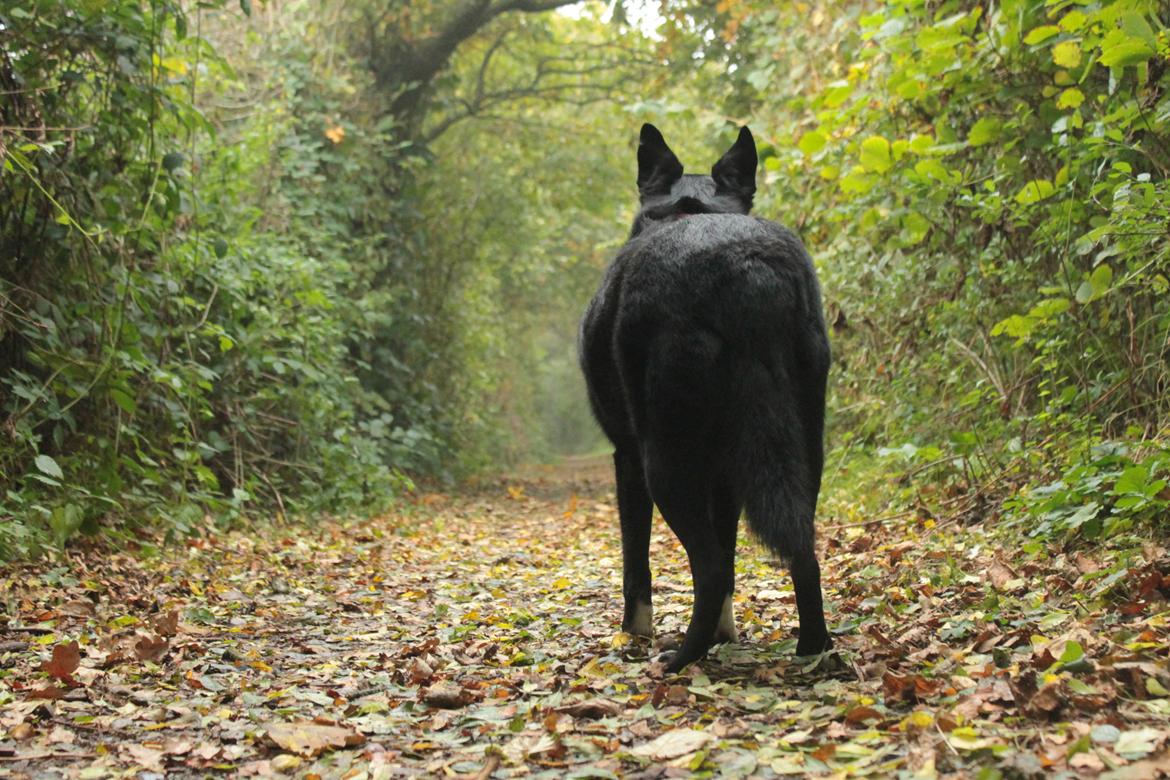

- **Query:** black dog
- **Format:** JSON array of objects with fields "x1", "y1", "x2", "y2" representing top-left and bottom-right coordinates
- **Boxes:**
[{"x1": 578, "y1": 123, "x2": 832, "y2": 672}]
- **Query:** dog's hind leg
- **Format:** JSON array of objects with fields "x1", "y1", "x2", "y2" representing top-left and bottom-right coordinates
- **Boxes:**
[
  {"x1": 792, "y1": 554, "x2": 831, "y2": 655},
  {"x1": 646, "y1": 458, "x2": 731, "y2": 673},
  {"x1": 615, "y1": 448, "x2": 654, "y2": 636},
  {"x1": 793, "y1": 351, "x2": 831, "y2": 656},
  {"x1": 710, "y1": 480, "x2": 739, "y2": 645}
]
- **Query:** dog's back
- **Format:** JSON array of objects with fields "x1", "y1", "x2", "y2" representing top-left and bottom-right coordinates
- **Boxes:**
[{"x1": 580, "y1": 124, "x2": 831, "y2": 671}]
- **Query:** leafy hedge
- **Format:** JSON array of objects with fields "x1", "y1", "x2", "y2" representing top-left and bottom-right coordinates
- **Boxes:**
[{"x1": 0, "y1": 2, "x2": 424, "y2": 558}]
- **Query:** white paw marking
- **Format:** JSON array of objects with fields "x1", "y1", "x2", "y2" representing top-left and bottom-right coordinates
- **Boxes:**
[
  {"x1": 628, "y1": 600, "x2": 653, "y2": 636},
  {"x1": 714, "y1": 595, "x2": 736, "y2": 643}
]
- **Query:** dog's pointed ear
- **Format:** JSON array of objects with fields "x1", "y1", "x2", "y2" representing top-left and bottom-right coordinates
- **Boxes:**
[
  {"x1": 712, "y1": 126, "x2": 757, "y2": 207},
  {"x1": 637, "y1": 123, "x2": 683, "y2": 199}
]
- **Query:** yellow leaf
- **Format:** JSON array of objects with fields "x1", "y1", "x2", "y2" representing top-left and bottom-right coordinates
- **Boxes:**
[
  {"x1": 1052, "y1": 41, "x2": 1082, "y2": 69},
  {"x1": 160, "y1": 56, "x2": 188, "y2": 74},
  {"x1": 1056, "y1": 87, "x2": 1084, "y2": 109},
  {"x1": 902, "y1": 710, "x2": 935, "y2": 730},
  {"x1": 324, "y1": 126, "x2": 345, "y2": 144}
]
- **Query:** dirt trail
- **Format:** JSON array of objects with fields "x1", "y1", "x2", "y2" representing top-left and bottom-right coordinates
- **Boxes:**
[{"x1": 1, "y1": 458, "x2": 1168, "y2": 778}]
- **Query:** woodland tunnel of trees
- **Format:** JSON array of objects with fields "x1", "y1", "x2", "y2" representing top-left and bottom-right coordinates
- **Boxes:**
[
  {"x1": 1, "y1": 1, "x2": 1169, "y2": 776},
  {"x1": 3, "y1": 0, "x2": 1166, "y2": 555}
]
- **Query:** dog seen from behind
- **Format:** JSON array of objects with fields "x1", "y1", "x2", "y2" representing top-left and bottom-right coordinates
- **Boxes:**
[{"x1": 578, "y1": 123, "x2": 832, "y2": 672}]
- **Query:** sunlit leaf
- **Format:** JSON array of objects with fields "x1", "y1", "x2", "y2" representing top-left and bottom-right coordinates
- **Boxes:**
[{"x1": 859, "y1": 136, "x2": 892, "y2": 173}]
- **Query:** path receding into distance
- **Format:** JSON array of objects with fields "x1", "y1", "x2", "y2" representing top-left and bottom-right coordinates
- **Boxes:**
[{"x1": 2, "y1": 455, "x2": 1168, "y2": 778}]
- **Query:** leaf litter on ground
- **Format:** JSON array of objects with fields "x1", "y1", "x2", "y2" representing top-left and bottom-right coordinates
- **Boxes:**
[{"x1": 0, "y1": 455, "x2": 1168, "y2": 778}]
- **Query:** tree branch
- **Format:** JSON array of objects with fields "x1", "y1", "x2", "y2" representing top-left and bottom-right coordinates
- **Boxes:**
[{"x1": 371, "y1": 0, "x2": 583, "y2": 136}]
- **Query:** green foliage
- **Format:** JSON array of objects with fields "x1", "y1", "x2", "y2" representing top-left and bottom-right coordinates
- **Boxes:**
[
  {"x1": 0, "y1": 1, "x2": 412, "y2": 558},
  {"x1": 1004, "y1": 440, "x2": 1168, "y2": 540}
]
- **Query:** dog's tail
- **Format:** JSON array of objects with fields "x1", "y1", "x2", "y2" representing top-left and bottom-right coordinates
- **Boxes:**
[{"x1": 730, "y1": 334, "x2": 828, "y2": 564}]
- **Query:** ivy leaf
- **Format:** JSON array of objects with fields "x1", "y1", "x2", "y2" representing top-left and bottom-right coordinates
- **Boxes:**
[
  {"x1": 109, "y1": 388, "x2": 138, "y2": 415},
  {"x1": 914, "y1": 159, "x2": 956, "y2": 184},
  {"x1": 902, "y1": 212, "x2": 930, "y2": 245},
  {"x1": 1059, "y1": 11, "x2": 1087, "y2": 33},
  {"x1": 1120, "y1": 12, "x2": 1158, "y2": 48},
  {"x1": 839, "y1": 169, "x2": 876, "y2": 194},
  {"x1": 823, "y1": 80, "x2": 852, "y2": 108}
]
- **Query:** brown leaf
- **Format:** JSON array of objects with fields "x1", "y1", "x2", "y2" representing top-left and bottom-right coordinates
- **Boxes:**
[
  {"x1": 265, "y1": 721, "x2": 366, "y2": 758},
  {"x1": 41, "y1": 640, "x2": 80, "y2": 682},
  {"x1": 134, "y1": 634, "x2": 168, "y2": 662},
  {"x1": 59, "y1": 599, "x2": 95, "y2": 618},
  {"x1": 1022, "y1": 682, "x2": 1065, "y2": 718},
  {"x1": 811, "y1": 744, "x2": 837, "y2": 761},
  {"x1": 559, "y1": 698, "x2": 621, "y2": 719},
  {"x1": 421, "y1": 682, "x2": 469, "y2": 709},
  {"x1": 25, "y1": 685, "x2": 67, "y2": 700},
  {"x1": 986, "y1": 559, "x2": 1017, "y2": 590},
  {"x1": 9, "y1": 722, "x2": 35, "y2": 741},
  {"x1": 162, "y1": 737, "x2": 193, "y2": 755},
  {"x1": 882, "y1": 671, "x2": 940, "y2": 703},
  {"x1": 844, "y1": 705, "x2": 883, "y2": 725},
  {"x1": 407, "y1": 657, "x2": 434, "y2": 685},
  {"x1": 153, "y1": 609, "x2": 180, "y2": 637},
  {"x1": 122, "y1": 743, "x2": 166, "y2": 771}
]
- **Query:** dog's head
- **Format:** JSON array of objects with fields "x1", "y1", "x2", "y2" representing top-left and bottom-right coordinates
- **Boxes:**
[{"x1": 631, "y1": 123, "x2": 757, "y2": 236}]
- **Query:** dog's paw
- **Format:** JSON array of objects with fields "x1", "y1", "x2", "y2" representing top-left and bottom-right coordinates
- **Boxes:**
[
  {"x1": 795, "y1": 634, "x2": 833, "y2": 657},
  {"x1": 656, "y1": 650, "x2": 689, "y2": 674}
]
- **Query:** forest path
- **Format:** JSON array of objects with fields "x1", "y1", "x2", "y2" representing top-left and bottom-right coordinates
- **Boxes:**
[{"x1": 2, "y1": 458, "x2": 1169, "y2": 778}]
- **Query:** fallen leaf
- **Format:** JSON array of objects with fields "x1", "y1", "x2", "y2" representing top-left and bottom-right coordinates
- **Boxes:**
[
  {"x1": 631, "y1": 728, "x2": 714, "y2": 760},
  {"x1": 41, "y1": 640, "x2": 80, "y2": 683},
  {"x1": 559, "y1": 698, "x2": 621, "y2": 719},
  {"x1": 845, "y1": 705, "x2": 883, "y2": 724},
  {"x1": 422, "y1": 682, "x2": 469, "y2": 709},
  {"x1": 265, "y1": 721, "x2": 365, "y2": 758},
  {"x1": 122, "y1": 743, "x2": 165, "y2": 771},
  {"x1": 153, "y1": 610, "x2": 180, "y2": 637},
  {"x1": 134, "y1": 634, "x2": 168, "y2": 662},
  {"x1": 9, "y1": 722, "x2": 35, "y2": 741},
  {"x1": 24, "y1": 685, "x2": 68, "y2": 700}
]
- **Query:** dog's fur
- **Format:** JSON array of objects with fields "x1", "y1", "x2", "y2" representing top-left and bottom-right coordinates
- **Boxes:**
[{"x1": 578, "y1": 123, "x2": 832, "y2": 671}]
